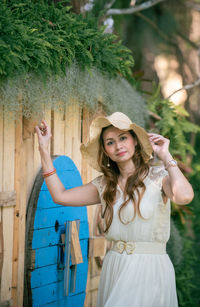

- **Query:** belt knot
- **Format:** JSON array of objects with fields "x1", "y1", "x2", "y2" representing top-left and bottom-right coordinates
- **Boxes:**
[{"x1": 115, "y1": 240, "x2": 135, "y2": 255}]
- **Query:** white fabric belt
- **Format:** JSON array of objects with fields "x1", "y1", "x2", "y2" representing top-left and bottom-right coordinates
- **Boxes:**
[{"x1": 111, "y1": 241, "x2": 166, "y2": 255}]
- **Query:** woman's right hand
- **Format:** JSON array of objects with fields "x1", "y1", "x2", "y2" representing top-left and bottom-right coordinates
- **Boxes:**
[{"x1": 35, "y1": 120, "x2": 51, "y2": 151}]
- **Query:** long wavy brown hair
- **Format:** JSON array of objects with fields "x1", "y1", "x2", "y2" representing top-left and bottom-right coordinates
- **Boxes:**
[{"x1": 98, "y1": 126, "x2": 150, "y2": 233}]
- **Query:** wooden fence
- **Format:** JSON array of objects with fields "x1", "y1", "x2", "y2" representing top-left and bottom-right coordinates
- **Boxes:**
[{"x1": 0, "y1": 104, "x2": 104, "y2": 307}]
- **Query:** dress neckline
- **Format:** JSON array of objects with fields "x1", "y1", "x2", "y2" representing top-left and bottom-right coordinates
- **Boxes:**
[
  {"x1": 117, "y1": 184, "x2": 124, "y2": 194},
  {"x1": 117, "y1": 171, "x2": 150, "y2": 195}
]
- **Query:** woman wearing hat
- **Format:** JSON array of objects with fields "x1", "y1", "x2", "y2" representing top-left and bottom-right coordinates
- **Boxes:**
[{"x1": 35, "y1": 112, "x2": 194, "y2": 307}]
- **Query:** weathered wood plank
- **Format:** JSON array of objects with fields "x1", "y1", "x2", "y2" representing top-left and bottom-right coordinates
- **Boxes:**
[
  {"x1": 0, "y1": 191, "x2": 16, "y2": 207},
  {"x1": 23, "y1": 117, "x2": 39, "y2": 140},
  {"x1": 81, "y1": 107, "x2": 93, "y2": 185},
  {"x1": 25, "y1": 135, "x2": 35, "y2": 199},
  {"x1": 13, "y1": 114, "x2": 27, "y2": 307},
  {"x1": 64, "y1": 104, "x2": 73, "y2": 161},
  {"x1": 64, "y1": 103, "x2": 82, "y2": 171},
  {"x1": 81, "y1": 108, "x2": 103, "y2": 307},
  {"x1": 0, "y1": 221, "x2": 3, "y2": 293},
  {"x1": 1, "y1": 112, "x2": 15, "y2": 302},
  {"x1": 70, "y1": 221, "x2": 83, "y2": 265},
  {"x1": 0, "y1": 299, "x2": 13, "y2": 307},
  {"x1": 89, "y1": 236, "x2": 106, "y2": 258},
  {"x1": 12, "y1": 115, "x2": 22, "y2": 307},
  {"x1": 51, "y1": 109, "x2": 65, "y2": 155}
]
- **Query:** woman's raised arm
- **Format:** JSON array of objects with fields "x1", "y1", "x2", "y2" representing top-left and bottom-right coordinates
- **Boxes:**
[
  {"x1": 148, "y1": 133, "x2": 194, "y2": 205},
  {"x1": 35, "y1": 120, "x2": 100, "y2": 206}
]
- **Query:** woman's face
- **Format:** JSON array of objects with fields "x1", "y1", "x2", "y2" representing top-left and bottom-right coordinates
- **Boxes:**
[{"x1": 103, "y1": 126, "x2": 137, "y2": 164}]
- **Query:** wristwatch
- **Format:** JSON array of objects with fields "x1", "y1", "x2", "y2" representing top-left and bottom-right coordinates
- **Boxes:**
[{"x1": 165, "y1": 159, "x2": 177, "y2": 170}]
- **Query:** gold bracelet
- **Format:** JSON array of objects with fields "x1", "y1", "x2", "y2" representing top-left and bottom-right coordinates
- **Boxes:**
[{"x1": 165, "y1": 159, "x2": 177, "y2": 170}]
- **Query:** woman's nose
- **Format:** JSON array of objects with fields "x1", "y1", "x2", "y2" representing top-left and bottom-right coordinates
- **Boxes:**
[{"x1": 116, "y1": 141, "x2": 122, "y2": 150}]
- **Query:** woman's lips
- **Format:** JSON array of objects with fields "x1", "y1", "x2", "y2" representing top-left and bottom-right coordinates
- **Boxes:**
[{"x1": 116, "y1": 151, "x2": 126, "y2": 156}]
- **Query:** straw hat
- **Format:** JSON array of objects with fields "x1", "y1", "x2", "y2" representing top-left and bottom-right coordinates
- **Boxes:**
[{"x1": 80, "y1": 112, "x2": 153, "y2": 171}]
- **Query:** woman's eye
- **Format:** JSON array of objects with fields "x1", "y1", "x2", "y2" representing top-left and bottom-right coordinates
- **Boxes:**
[
  {"x1": 107, "y1": 141, "x2": 114, "y2": 146},
  {"x1": 120, "y1": 136, "x2": 127, "y2": 141}
]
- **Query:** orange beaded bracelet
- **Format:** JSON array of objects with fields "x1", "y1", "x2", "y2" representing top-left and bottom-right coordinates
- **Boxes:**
[{"x1": 42, "y1": 168, "x2": 56, "y2": 178}]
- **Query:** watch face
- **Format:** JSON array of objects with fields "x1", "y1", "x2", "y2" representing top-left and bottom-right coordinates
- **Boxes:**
[
  {"x1": 166, "y1": 159, "x2": 177, "y2": 170},
  {"x1": 170, "y1": 160, "x2": 177, "y2": 166}
]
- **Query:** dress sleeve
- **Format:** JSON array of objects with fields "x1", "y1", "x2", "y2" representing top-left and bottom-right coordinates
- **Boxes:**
[
  {"x1": 91, "y1": 175, "x2": 106, "y2": 206},
  {"x1": 149, "y1": 165, "x2": 168, "y2": 190}
]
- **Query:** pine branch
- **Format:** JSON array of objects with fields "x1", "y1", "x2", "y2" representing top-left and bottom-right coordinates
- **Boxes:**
[
  {"x1": 106, "y1": 0, "x2": 165, "y2": 16},
  {"x1": 167, "y1": 78, "x2": 200, "y2": 100}
]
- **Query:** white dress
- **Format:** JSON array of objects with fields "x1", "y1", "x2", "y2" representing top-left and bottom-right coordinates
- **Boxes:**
[{"x1": 92, "y1": 166, "x2": 178, "y2": 307}]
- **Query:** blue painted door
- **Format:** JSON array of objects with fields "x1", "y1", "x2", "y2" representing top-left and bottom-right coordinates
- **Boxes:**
[{"x1": 24, "y1": 156, "x2": 89, "y2": 307}]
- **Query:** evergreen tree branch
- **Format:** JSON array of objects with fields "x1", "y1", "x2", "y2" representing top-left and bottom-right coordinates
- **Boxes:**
[
  {"x1": 106, "y1": 0, "x2": 165, "y2": 16},
  {"x1": 167, "y1": 78, "x2": 200, "y2": 100}
]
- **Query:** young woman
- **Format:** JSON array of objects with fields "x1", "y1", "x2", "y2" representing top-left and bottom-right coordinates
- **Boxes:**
[{"x1": 35, "y1": 112, "x2": 194, "y2": 307}]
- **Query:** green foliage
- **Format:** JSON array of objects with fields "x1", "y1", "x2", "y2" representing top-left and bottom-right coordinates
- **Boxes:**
[
  {"x1": 189, "y1": 134, "x2": 200, "y2": 307},
  {"x1": 175, "y1": 237, "x2": 198, "y2": 307},
  {"x1": 0, "y1": 0, "x2": 134, "y2": 81},
  {"x1": 167, "y1": 219, "x2": 199, "y2": 306},
  {"x1": 148, "y1": 84, "x2": 200, "y2": 161}
]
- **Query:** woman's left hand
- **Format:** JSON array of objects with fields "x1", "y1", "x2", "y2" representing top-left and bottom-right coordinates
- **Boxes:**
[
  {"x1": 148, "y1": 133, "x2": 194, "y2": 205},
  {"x1": 148, "y1": 133, "x2": 171, "y2": 162}
]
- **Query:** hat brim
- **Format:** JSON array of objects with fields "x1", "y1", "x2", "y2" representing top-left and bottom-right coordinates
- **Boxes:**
[{"x1": 80, "y1": 114, "x2": 153, "y2": 172}]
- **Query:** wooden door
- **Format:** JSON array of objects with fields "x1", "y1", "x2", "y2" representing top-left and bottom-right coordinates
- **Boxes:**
[{"x1": 24, "y1": 156, "x2": 89, "y2": 307}]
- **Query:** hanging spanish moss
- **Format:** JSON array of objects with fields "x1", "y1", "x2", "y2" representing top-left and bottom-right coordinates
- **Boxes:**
[{"x1": 0, "y1": 63, "x2": 148, "y2": 126}]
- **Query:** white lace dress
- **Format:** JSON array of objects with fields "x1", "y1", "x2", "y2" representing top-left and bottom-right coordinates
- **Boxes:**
[{"x1": 92, "y1": 166, "x2": 178, "y2": 307}]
